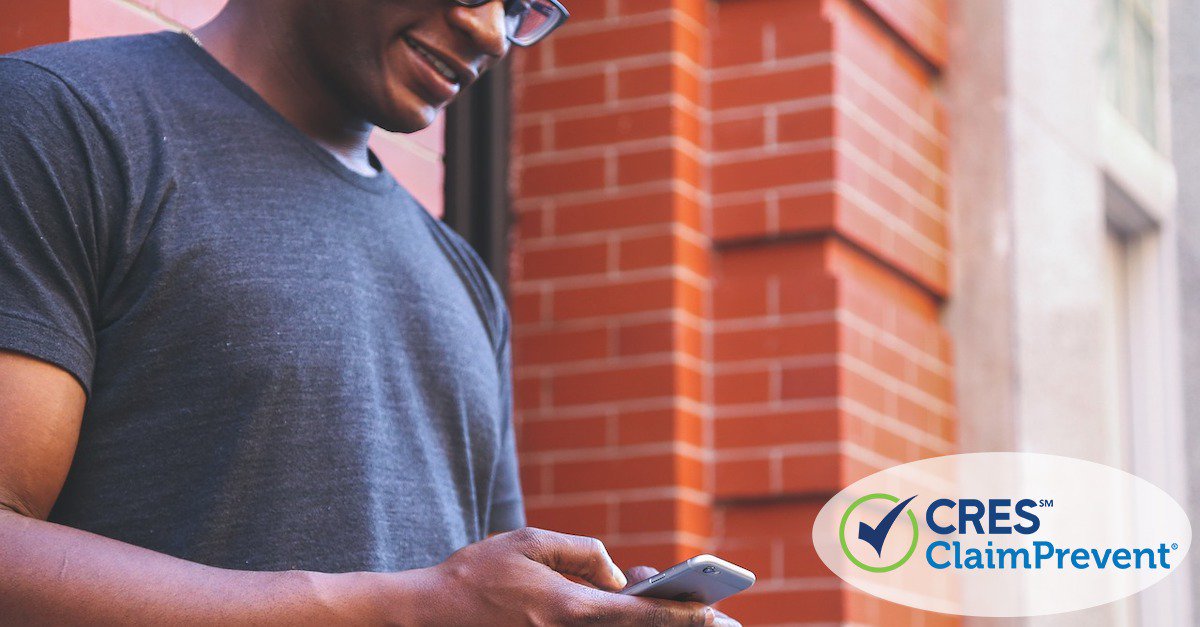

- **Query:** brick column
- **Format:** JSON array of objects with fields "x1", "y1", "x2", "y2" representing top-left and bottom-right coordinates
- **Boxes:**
[
  {"x1": 707, "y1": 0, "x2": 955, "y2": 623},
  {"x1": 511, "y1": 0, "x2": 956, "y2": 624},
  {"x1": 510, "y1": 0, "x2": 714, "y2": 568}
]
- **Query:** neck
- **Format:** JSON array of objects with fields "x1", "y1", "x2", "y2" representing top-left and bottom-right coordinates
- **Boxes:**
[{"x1": 193, "y1": 5, "x2": 378, "y2": 176}]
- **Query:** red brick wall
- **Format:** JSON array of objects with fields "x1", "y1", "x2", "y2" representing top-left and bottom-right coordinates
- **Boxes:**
[
  {"x1": 0, "y1": 0, "x2": 69, "y2": 55},
  {"x1": 510, "y1": 0, "x2": 713, "y2": 571},
  {"x1": 511, "y1": 0, "x2": 957, "y2": 624}
]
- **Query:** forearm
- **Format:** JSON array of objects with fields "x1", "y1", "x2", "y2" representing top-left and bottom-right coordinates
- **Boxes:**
[{"x1": 0, "y1": 508, "x2": 415, "y2": 625}]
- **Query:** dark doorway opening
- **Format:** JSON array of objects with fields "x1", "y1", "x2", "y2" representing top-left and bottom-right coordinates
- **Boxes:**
[{"x1": 443, "y1": 57, "x2": 512, "y2": 290}]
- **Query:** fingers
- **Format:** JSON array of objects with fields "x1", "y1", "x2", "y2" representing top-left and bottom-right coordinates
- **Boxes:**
[
  {"x1": 604, "y1": 595, "x2": 716, "y2": 626},
  {"x1": 623, "y1": 565, "x2": 659, "y2": 589},
  {"x1": 507, "y1": 527, "x2": 628, "y2": 591},
  {"x1": 711, "y1": 607, "x2": 742, "y2": 627},
  {"x1": 562, "y1": 586, "x2": 713, "y2": 626}
]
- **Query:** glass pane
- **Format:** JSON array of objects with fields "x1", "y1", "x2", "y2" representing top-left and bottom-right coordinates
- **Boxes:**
[
  {"x1": 1102, "y1": 0, "x2": 1159, "y2": 146},
  {"x1": 1100, "y1": 0, "x2": 1121, "y2": 110},
  {"x1": 1133, "y1": 19, "x2": 1157, "y2": 141}
]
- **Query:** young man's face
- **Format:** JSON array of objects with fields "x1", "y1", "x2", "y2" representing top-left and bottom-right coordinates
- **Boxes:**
[{"x1": 292, "y1": 0, "x2": 510, "y2": 133}]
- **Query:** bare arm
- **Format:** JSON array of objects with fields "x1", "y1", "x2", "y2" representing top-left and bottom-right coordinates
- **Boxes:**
[
  {"x1": 0, "y1": 350, "x2": 403, "y2": 625},
  {"x1": 0, "y1": 351, "x2": 731, "y2": 626}
]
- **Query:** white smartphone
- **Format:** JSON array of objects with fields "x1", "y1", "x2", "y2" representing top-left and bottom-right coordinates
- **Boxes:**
[{"x1": 620, "y1": 554, "x2": 755, "y2": 605}]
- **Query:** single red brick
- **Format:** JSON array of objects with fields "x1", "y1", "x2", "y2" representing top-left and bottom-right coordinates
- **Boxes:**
[
  {"x1": 711, "y1": 199, "x2": 771, "y2": 242},
  {"x1": 555, "y1": 192, "x2": 677, "y2": 235},
  {"x1": 616, "y1": 320, "x2": 674, "y2": 356},
  {"x1": 552, "y1": 278, "x2": 677, "y2": 321},
  {"x1": 552, "y1": 452, "x2": 678, "y2": 494},
  {"x1": 712, "y1": 148, "x2": 834, "y2": 194},
  {"x1": 618, "y1": 63, "x2": 701, "y2": 104},
  {"x1": 520, "y1": 156, "x2": 606, "y2": 197},
  {"x1": 777, "y1": 106, "x2": 835, "y2": 142},
  {"x1": 551, "y1": 362, "x2": 676, "y2": 406},
  {"x1": 714, "y1": 320, "x2": 839, "y2": 361},
  {"x1": 714, "y1": 369, "x2": 772, "y2": 406},
  {"x1": 526, "y1": 501, "x2": 610, "y2": 537},
  {"x1": 553, "y1": 21, "x2": 674, "y2": 67},
  {"x1": 714, "y1": 457, "x2": 772, "y2": 497},
  {"x1": 616, "y1": 498, "x2": 677, "y2": 534},
  {"x1": 520, "y1": 241, "x2": 610, "y2": 280},
  {"x1": 520, "y1": 414, "x2": 610, "y2": 453},
  {"x1": 515, "y1": 325, "x2": 610, "y2": 365},
  {"x1": 712, "y1": 63, "x2": 834, "y2": 110},
  {"x1": 714, "y1": 409, "x2": 841, "y2": 449},
  {"x1": 713, "y1": 275, "x2": 770, "y2": 320},
  {"x1": 780, "y1": 363, "x2": 839, "y2": 400},
  {"x1": 618, "y1": 146, "x2": 701, "y2": 187},
  {"x1": 522, "y1": 72, "x2": 608, "y2": 113},
  {"x1": 713, "y1": 117, "x2": 766, "y2": 152},
  {"x1": 554, "y1": 105, "x2": 674, "y2": 150},
  {"x1": 779, "y1": 452, "x2": 843, "y2": 493},
  {"x1": 615, "y1": 407, "x2": 675, "y2": 446}
]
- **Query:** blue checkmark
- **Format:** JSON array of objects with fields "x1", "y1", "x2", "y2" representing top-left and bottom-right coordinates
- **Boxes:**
[{"x1": 857, "y1": 495, "x2": 917, "y2": 558}]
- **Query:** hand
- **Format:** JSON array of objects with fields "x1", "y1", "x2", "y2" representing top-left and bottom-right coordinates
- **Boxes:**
[
  {"x1": 623, "y1": 566, "x2": 742, "y2": 627},
  {"x1": 399, "y1": 527, "x2": 724, "y2": 625}
]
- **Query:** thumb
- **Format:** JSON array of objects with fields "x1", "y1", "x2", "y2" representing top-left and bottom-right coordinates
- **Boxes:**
[
  {"x1": 623, "y1": 565, "x2": 659, "y2": 590},
  {"x1": 512, "y1": 527, "x2": 628, "y2": 591}
]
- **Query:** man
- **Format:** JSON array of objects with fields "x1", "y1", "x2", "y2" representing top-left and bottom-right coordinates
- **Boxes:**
[{"x1": 0, "y1": 1, "x2": 738, "y2": 624}]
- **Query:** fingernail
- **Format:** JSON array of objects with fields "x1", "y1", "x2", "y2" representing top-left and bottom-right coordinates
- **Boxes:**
[
  {"x1": 703, "y1": 607, "x2": 716, "y2": 626},
  {"x1": 612, "y1": 564, "x2": 628, "y2": 588}
]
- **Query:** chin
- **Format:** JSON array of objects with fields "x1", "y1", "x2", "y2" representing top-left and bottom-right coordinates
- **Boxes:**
[
  {"x1": 376, "y1": 115, "x2": 433, "y2": 134},
  {"x1": 370, "y1": 88, "x2": 444, "y2": 133},
  {"x1": 368, "y1": 101, "x2": 436, "y2": 133}
]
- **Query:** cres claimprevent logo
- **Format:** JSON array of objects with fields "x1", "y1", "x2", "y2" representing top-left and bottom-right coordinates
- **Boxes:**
[
  {"x1": 813, "y1": 453, "x2": 1193, "y2": 617},
  {"x1": 839, "y1": 493, "x2": 919, "y2": 573}
]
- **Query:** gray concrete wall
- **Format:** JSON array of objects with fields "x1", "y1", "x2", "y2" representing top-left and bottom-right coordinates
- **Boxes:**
[
  {"x1": 1169, "y1": 0, "x2": 1200, "y2": 612},
  {"x1": 947, "y1": 0, "x2": 1193, "y2": 623}
]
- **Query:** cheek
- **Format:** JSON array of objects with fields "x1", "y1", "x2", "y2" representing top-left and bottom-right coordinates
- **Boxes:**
[{"x1": 373, "y1": 47, "x2": 442, "y2": 131}]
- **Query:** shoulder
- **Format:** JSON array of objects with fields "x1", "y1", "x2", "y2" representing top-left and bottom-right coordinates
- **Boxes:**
[
  {"x1": 4, "y1": 32, "x2": 178, "y2": 85},
  {"x1": 0, "y1": 54, "x2": 113, "y2": 162},
  {"x1": 413, "y1": 204, "x2": 511, "y2": 357},
  {"x1": 1, "y1": 32, "x2": 182, "y2": 125}
]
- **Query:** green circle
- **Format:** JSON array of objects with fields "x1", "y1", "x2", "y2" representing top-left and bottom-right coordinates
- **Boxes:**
[{"x1": 839, "y1": 493, "x2": 919, "y2": 573}]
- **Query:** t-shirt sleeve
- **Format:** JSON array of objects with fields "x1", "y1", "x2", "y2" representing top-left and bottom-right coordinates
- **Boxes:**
[
  {"x1": 488, "y1": 305, "x2": 526, "y2": 534},
  {"x1": 0, "y1": 58, "x2": 123, "y2": 395}
]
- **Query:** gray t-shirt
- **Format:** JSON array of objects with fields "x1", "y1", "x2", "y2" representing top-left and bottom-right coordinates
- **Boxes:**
[{"x1": 0, "y1": 31, "x2": 524, "y2": 573}]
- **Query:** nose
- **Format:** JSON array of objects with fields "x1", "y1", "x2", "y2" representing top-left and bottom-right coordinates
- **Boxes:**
[{"x1": 448, "y1": 1, "x2": 509, "y2": 60}]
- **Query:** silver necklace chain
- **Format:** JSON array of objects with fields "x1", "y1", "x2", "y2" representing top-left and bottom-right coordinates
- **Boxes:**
[{"x1": 181, "y1": 29, "x2": 202, "y2": 48}]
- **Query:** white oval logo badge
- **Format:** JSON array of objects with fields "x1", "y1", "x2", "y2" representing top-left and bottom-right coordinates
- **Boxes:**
[{"x1": 811, "y1": 453, "x2": 1192, "y2": 617}]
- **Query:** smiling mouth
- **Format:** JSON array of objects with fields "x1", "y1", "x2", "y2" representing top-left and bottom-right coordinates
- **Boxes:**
[{"x1": 402, "y1": 35, "x2": 461, "y2": 85}]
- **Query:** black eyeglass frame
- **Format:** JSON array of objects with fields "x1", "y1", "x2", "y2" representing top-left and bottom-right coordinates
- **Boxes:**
[{"x1": 451, "y1": 0, "x2": 570, "y2": 46}]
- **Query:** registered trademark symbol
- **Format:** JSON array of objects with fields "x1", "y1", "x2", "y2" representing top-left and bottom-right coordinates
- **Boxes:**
[{"x1": 1172, "y1": 543, "x2": 1179, "y2": 550}]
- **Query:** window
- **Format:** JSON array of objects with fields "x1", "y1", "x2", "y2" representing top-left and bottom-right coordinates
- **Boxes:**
[{"x1": 1101, "y1": 0, "x2": 1160, "y2": 145}]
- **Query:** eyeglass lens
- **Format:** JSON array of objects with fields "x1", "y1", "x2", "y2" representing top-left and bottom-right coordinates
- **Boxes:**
[{"x1": 506, "y1": 2, "x2": 559, "y2": 44}]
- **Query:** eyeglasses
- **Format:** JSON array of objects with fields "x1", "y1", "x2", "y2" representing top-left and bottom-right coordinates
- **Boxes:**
[{"x1": 452, "y1": 0, "x2": 570, "y2": 46}]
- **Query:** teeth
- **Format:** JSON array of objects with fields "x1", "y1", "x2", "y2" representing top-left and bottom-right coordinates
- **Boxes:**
[{"x1": 406, "y1": 38, "x2": 458, "y2": 84}]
